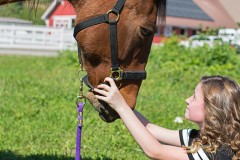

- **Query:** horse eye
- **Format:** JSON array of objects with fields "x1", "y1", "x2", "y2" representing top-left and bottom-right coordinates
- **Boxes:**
[
  {"x1": 82, "y1": 51, "x2": 101, "y2": 67},
  {"x1": 140, "y1": 27, "x2": 153, "y2": 37}
]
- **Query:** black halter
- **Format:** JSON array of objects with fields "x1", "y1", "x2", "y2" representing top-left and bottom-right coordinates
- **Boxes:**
[{"x1": 73, "y1": 0, "x2": 147, "y2": 88}]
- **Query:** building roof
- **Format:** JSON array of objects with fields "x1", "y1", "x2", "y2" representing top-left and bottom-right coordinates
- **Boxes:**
[
  {"x1": 0, "y1": 17, "x2": 32, "y2": 25},
  {"x1": 41, "y1": 0, "x2": 62, "y2": 20},
  {"x1": 41, "y1": 0, "x2": 75, "y2": 21},
  {"x1": 166, "y1": 0, "x2": 237, "y2": 29},
  {"x1": 194, "y1": 0, "x2": 236, "y2": 28},
  {"x1": 218, "y1": 0, "x2": 240, "y2": 23},
  {"x1": 167, "y1": 0, "x2": 212, "y2": 21}
]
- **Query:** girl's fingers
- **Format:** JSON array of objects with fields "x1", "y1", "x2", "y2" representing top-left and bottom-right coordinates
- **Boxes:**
[
  {"x1": 94, "y1": 88, "x2": 108, "y2": 96},
  {"x1": 97, "y1": 83, "x2": 111, "y2": 91},
  {"x1": 94, "y1": 77, "x2": 118, "y2": 100},
  {"x1": 104, "y1": 77, "x2": 117, "y2": 89},
  {"x1": 94, "y1": 94, "x2": 105, "y2": 101}
]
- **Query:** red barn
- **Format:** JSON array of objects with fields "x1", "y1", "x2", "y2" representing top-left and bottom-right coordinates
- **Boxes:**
[{"x1": 41, "y1": 0, "x2": 76, "y2": 29}]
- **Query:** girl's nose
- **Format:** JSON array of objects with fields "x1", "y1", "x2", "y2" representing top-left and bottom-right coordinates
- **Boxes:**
[{"x1": 185, "y1": 96, "x2": 191, "y2": 104}]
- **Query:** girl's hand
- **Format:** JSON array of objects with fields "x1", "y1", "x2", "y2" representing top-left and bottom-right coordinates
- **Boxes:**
[{"x1": 94, "y1": 77, "x2": 128, "y2": 112}]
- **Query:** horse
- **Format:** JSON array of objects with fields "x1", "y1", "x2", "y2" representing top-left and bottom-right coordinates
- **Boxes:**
[{"x1": 0, "y1": 0, "x2": 166, "y2": 123}]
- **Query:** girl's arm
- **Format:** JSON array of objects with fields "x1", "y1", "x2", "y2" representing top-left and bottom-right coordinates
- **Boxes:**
[
  {"x1": 133, "y1": 110, "x2": 181, "y2": 147},
  {"x1": 94, "y1": 78, "x2": 190, "y2": 160}
]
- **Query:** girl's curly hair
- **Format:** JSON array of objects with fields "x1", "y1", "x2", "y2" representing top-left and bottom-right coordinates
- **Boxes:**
[{"x1": 188, "y1": 75, "x2": 240, "y2": 160}]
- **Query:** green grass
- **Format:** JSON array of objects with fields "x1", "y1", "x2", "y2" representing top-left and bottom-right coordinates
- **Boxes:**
[
  {"x1": 0, "y1": 42, "x2": 240, "y2": 159},
  {"x1": 0, "y1": 54, "x2": 148, "y2": 160}
]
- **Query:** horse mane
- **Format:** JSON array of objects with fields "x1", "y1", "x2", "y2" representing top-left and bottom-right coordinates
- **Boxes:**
[
  {"x1": 25, "y1": 0, "x2": 40, "y2": 12},
  {"x1": 157, "y1": 0, "x2": 167, "y2": 25}
]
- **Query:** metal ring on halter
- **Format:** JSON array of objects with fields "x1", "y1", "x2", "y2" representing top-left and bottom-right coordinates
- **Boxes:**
[{"x1": 107, "y1": 10, "x2": 120, "y2": 23}]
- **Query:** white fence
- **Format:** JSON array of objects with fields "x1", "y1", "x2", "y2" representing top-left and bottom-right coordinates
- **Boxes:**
[{"x1": 0, "y1": 24, "x2": 77, "y2": 55}]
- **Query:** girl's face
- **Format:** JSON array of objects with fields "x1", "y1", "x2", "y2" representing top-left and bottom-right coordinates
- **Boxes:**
[{"x1": 185, "y1": 83, "x2": 205, "y2": 126}]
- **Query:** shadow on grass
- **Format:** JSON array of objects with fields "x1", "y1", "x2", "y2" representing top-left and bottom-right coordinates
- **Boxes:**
[{"x1": 0, "y1": 150, "x2": 112, "y2": 160}]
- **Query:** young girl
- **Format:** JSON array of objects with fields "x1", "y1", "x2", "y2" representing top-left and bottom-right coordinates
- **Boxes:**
[{"x1": 94, "y1": 75, "x2": 240, "y2": 160}]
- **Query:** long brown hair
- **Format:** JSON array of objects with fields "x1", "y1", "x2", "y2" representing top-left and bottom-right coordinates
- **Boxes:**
[{"x1": 189, "y1": 75, "x2": 240, "y2": 160}]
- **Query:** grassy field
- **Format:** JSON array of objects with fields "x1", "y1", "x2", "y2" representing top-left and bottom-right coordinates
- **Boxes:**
[{"x1": 0, "y1": 42, "x2": 240, "y2": 160}]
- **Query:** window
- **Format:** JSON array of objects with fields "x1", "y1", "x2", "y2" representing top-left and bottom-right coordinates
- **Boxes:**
[
  {"x1": 53, "y1": 16, "x2": 76, "y2": 29},
  {"x1": 180, "y1": 28, "x2": 185, "y2": 35},
  {"x1": 54, "y1": 19, "x2": 69, "y2": 28}
]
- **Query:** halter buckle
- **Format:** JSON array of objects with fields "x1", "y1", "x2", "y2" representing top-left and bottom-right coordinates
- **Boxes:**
[{"x1": 110, "y1": 68, "x2": 123, "y2": 81}]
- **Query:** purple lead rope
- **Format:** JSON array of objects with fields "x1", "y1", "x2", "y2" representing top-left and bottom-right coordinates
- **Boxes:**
[{"x1": 76, "y1": 102, "x2": 85, "y2": 160}]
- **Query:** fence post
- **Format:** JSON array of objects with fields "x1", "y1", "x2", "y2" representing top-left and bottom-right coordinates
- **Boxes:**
[{"x1": 60, "y1": 28, "x2": 64, "y2": 50}]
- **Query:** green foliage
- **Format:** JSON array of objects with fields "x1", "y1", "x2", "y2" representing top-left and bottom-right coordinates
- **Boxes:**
[{"x1": 0, "y1": 41, "x2": 240, "y2": 159}]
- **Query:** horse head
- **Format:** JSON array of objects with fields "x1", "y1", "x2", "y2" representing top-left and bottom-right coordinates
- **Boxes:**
[{"x1": 71, "y1": 0, "x2": 166, "y2": 122}]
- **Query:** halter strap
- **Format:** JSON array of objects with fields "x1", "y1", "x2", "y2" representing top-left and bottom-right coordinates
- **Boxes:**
[
  {"x1": 74, "y1": 0, "x2": 125, "y2": 38},
  {"x1": 74, "y1": 15, "x2": 108, "y2": 38}
]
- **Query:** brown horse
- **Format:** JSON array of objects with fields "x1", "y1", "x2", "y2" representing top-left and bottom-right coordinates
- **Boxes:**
[{"x1": 1, "y1": 0, "x2": 166, "y2": 122}]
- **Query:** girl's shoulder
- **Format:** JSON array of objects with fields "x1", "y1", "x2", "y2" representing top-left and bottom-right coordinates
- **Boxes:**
[
  {"x1": 179, "y1": 129, "x2": 233, "y2": 160},
  {"x1": 179, "y1": 128, "x2": 199, "y2": 146}
]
